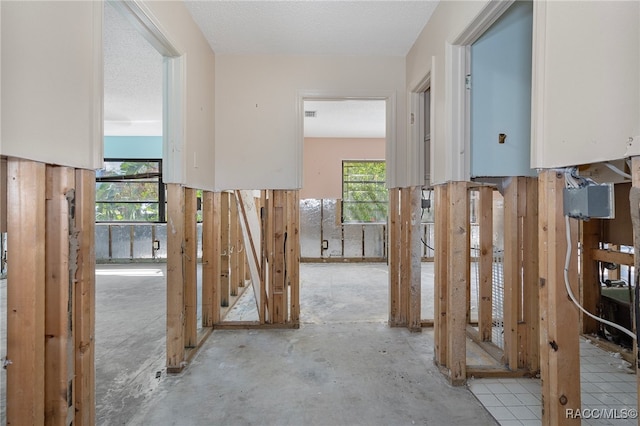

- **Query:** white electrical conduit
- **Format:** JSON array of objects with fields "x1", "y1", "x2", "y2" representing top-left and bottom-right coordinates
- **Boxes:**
[
  {"x1": 564, "y1": 215, "x2": 637, "y2": 340},
  {"x1": 604, "y1": 162, "x2": 632, "y2": 180}
]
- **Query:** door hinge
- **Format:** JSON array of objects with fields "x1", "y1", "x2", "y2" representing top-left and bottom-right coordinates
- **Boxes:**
[{"x1": 465, "y1": 74, "x2": 471, "y2": 90}]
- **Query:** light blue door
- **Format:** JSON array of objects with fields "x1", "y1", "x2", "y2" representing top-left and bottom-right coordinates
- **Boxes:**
[{"x1": 470, "y1": 0, "x2": 534, "y2": 177}]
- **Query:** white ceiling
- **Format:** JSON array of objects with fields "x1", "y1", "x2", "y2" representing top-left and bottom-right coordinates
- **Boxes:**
[
  {"x1": 185, "y1": 1, "x2": 438, "y2": 56},
  {"x1": 104, "y1": 3, "x2": 163, "y2": 136},
  {"x1": 104, "y1": 1, "x2": 438, "y2": 138},
  {"x1": 304, "y1": 100, "x2": 386, "y2": 138}
]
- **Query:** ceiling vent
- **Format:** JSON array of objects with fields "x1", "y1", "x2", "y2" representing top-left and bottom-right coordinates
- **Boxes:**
[{"x1": 304, "y1": 111, "x2": 317, "y2": 118}]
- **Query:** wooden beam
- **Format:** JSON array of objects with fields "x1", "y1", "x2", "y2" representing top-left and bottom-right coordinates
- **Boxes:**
[
  {"x1": 538, "y1": 170, "x2": 581, "y2": 425},
  {"x1": 7, "y1": 159, "x2": 46, "y2": 424},
  {"x1": 590, "y1": 248, "x2": 634, "y2": 266},
  {"x1": 236, "y1": 190, "x2": 263, "y2": 318},
  {"x1": 202, "y1": 191, "x2": 220, "y2": 327},
  {"x1": 447, "y1": 181, "x2": 469, "y2": 385},
  {"x1": 260, "y1": 190, "x2": 268, "y2": 323},
  {"x1": 220, "y1": 192, "x2": 230, "y2": 307},
  {"x1": 44, "y1": 166, "x2": 76, "y2": 425},
  {"x1": 522, "y1": 177, "x2": 539, "y2": 373},
  {"x1": 433, "y1": 184, "x2": 449, "y2": 366},
  {"x1": 503, "y1": 177, "x2": 521, "y2": 371},
  {"x1": 287, "y1": 190, "x2": 300, "y2": 325},
  {"x1": 271, "y1": 190, "x2": 286, "y2": 323},
  {"x1": 388, "y1": 188, "x2": 401, "y2": 326},
  {"x1": 166, "y1": 184, "x2": 185, "y2": 372},
  {"x1": 184, "y1": 187, "x2": 198, "y2": 348},
  {"x1": 408, "y1": 186, "x2": 421, "y2": 332},
  {"x1": 630, "y1": 156, "x2": 640, "y2": 417},
  {"x1": 478, "y1": 187, "x2": 493, "y2": 342},
  {"x1": 230, "y1": 194, "x2": 240, "y2": 297},
  {"x1": 399, "y1": 187, "x2": 410, "y2": 326},
  {"x1": 73, "y1": 169, "x2": 96, "y2": 426}
]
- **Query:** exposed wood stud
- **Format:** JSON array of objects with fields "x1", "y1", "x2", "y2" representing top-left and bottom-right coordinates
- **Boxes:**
[
  {"x1": 447, "y1": 181, "x2": 469, "y2": 385},
  {"x1": 166, "y1": 184, "x2": 185, "y2": 372},
  {"x1": 230, "y1": 194, "x2": 240, "y2": 297},
  {"x1": 630, "y1": 157, "x2": 640, "y2": 416},
  {"x1": 184, "y1": 188, "x2": 198, "y2": 348},
  {"x1": 220, "y1": 192, "x2": 230, "y2": 307},
  {"x1": 271, "y1": 190, "x2": 286, "y2": 323},
  {"x1": 522, "y1": 177, "x2": 539, "y2": 372},
  {"x1": 73, "y1": 169, "x2": 96, "y2": 426},
  {"x1": 478, "y1": 187, "x2": 493, "y2": 342},
  {"x1": 260, "y1": 190, "x2": 268, "y2": 323},
  {"x1": 433, "y1": 184, "x2": 449, "y2": 366},
  {"x1": 288, "y1": 190, "x2": 300, "y2": 325},
  {"x1": 7, "y1": 159, "x2": 47, "y2": 424},
  {"x1": 44, "y1": 166, "x2": 76, "y2": 425},
  {"x1": 388, "y1": 188, "x2": 400, "y2": 326},
  {"x1": 503, "y1": 178, "x2": 521, "y2": 371},
  {"x1": 538, "y1": 170, "x2": 581, "y2": 424},
  {"x1": 202, "y1": 191, "x2": 220, "y2": 327},
  {"x1": 399, "y1": 187, "x2": 410, "y2": 326},
  {"x1": 408, "y1": 186, "x2": 422, "y2": 332}
]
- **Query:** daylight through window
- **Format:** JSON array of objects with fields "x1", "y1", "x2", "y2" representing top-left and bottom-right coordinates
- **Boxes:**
[
  {"x1": 342, "y1": 160, "x2": 387, "y2": 223},
  {"x1": 95, "y1": 159, "x2": 165, "y2": 222}
]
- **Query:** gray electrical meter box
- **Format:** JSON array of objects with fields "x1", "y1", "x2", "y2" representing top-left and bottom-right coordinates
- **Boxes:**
[{"x1": 563, "y1": 184, "x2": 615, "y2": 220}]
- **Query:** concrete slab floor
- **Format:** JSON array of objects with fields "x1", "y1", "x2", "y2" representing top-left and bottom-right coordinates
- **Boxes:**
[
  {"x1": 93, "y1": 263, "x2": 496, "y2": 426},
  {"x1": 128, "y1": 323, "x2": 498, "y2": 426},
  {"x1": 0, "y1": 263, "x2": 497, "y2": 425}
]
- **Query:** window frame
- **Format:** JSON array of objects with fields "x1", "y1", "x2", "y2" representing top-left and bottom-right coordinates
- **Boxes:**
[
  {"x1": 95, "y1": 158, "x2": 166, "y2": 223},
  {"x1": 341, "y1": 160, "x2": 388, "y2": 224}
]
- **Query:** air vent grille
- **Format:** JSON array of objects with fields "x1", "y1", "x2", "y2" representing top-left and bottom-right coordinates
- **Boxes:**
[{"x1": 304, "y1": 111, "x2": 317, "y2": 118}]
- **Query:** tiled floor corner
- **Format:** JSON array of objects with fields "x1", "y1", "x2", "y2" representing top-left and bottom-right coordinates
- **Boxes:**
[{"x1": 469, "y1": 339, "x2": 637, "y2": 425}]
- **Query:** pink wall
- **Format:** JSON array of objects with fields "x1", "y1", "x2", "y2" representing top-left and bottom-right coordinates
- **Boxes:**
[{"x1": 301, "y1": 137, "x2": 386, "y2": 199}]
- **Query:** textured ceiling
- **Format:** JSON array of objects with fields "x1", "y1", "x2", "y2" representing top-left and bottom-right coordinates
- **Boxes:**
[
  {"x1": 104, "y1": 1, "x2": 438, "y2": 138},
  {"x1": 104, "y1": 3, "x2": 163, "y2": 136},
  {"x1": 304, "y1": 100, "x2": 386, "y2": 138},
  {"x1": 185, "y1": 1, "x2": 438, "y2": 56}
]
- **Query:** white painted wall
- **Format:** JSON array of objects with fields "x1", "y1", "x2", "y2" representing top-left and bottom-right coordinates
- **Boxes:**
[
  {"x1": 1, "y1": 1, "x2": 103, "y2": 169},
  {"x1": 145, "y1": 1, "x2": 216, "y2": 191},
  {"x1": 406, "y1": 0, "x2": 490, "y2": 185},
  {"x1": 531, "y1": 1, "x2": 640, "y2": 169},
  {"x1": 215, "y1": 55, "x2": 406, "y2": 190},
  {"x1": 408, "y1": 0, "x2": 640, "y2": 183}
]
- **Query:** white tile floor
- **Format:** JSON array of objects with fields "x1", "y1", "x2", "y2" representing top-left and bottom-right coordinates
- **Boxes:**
[{"x1": 469, "y1": 339, "x2": 638, "y2": 425}]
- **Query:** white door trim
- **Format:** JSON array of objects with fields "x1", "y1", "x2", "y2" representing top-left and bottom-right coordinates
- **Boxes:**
[
  {"x1": 409, "y1": 72, "x2": 431, "y2": 187},
  {"x1": 295, "y1": 90, "x2": 397, "y2": 188},
  {"x1": 108, "y1": 0, "x2": 186, "y2": 183}
]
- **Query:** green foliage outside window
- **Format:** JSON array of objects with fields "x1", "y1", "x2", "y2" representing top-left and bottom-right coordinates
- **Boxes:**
[
  {"x1": 342, "y1": 161, "x2": 388, "y2": 223},
  {"x1": 96, "y1": 160, "x2": 163, "y2": 222}
]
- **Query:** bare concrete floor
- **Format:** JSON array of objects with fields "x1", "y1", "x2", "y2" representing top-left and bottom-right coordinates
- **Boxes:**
[{"x1": 93, "y1": 263, "x2": 497, "y2": 426}]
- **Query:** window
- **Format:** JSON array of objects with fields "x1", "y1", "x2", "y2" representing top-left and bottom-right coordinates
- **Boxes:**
[
  {"x1": 96, "y1": 159, "x2": 165, "y2": 222},
  {"x1": 342, "y1": 160, "x2": 387, "y2": 223}
]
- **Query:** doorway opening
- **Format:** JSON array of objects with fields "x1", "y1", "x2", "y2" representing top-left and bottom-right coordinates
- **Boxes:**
[
  {"x1": 97, "y1": 1, "x2": 185, "y2": 423},
  {"x1": 299, "y1": 98, "x2": 390, "y2": 324}
]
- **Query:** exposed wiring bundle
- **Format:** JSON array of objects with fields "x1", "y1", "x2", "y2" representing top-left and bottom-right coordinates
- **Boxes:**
[{"x1": 560, "y1": 167, "x2": 637, "y2": 341}]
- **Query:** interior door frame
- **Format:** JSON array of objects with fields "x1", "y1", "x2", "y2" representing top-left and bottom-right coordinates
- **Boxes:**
[{"x1": 108, "y1": 0, "x2": 186, "y2": 184}]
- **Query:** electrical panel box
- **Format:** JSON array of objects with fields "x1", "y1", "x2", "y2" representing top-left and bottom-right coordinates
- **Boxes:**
[{"x1": 563, "y1": 184, "x2": 615, "y2": 220}]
